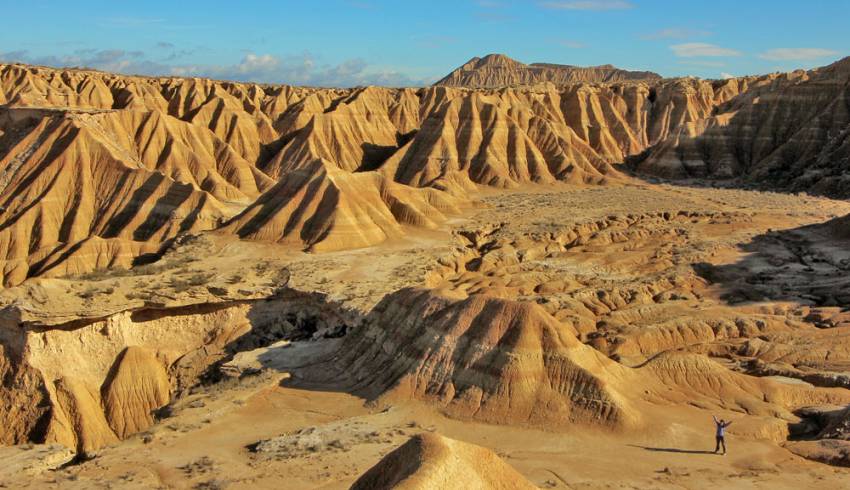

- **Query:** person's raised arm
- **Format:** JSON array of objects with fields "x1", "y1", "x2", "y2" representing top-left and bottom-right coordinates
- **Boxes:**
[
  {"x1": 723, "y1": 420, "x2": 732, "y2": 427},
  {"x1": 713, "y1": 415, "x2": 719, "y2": 424}
]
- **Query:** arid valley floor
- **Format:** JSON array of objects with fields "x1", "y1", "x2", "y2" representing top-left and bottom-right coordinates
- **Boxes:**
[{"x1": 2, "y1": 55, "x2": 850, "y2": 489}]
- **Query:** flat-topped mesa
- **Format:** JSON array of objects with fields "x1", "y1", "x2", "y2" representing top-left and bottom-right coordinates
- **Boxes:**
[
  {"x1": 463, "y1": 53, "x2": 526, "y2": 70},
  {"x1": 435, "y1": 53, "x2": 662, "y2": 88}
]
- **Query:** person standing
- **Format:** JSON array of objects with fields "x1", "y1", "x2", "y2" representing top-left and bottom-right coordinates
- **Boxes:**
[{"x1": 713, "y1": 416, "x2": 732, "y2": 455}]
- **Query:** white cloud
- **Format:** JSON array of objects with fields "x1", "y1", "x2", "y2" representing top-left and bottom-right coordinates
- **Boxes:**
[
  {"x1": 641, "y1": 28, "x2": 710, "y2": 40},
  {"x1": 0, "y1": 49, "x2": 424, "y2": 87},
  {"x1": 0, "y1": 49, "x2": 173, "y2": 75},
  {"x1": 172, "y1": 53, "x2": 423, "y2": 86},
  {"x1": 540, "y1": 0, "x2": 633, "y2": 10},
  {"x1": 758, "y1": 48, "x2": 839, "y2": 61},
  {"x1": 670, "y1": 43, "x2": 742, "y2": 57},
  {"x1": 721, "y1": 72, "x2": 735, "y2": 79}
]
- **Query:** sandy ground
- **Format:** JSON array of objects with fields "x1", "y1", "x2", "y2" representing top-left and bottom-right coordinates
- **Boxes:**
[
  {"x1": 3, "y1": 368, "x2": 848, "y2": 489},
  {"x1": 4, "y1": 181, "x2": 850, "y2": 489}
]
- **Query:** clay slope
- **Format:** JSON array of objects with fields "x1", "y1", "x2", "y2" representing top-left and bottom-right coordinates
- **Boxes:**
[
  {"x1": 633, "y1": 57, "x2": 850, "y2": 197},
  {"x1": 0, "y1": 66, "x2": 462, "y2": 281},
  {"x1": 351, "y1": 433, "x2": 536, "y2": 490},
  {"x1": 336, "y1": 288, "x2": 639, "y2": 429},
  {"x1": 330, "y1": 287, "x2": 850, "y2": 433},
  {"x1": 261, "y1": 86, "x2": 420, "y2": 178},
  {"x1": 223, "y1": 159, "x2": 462, "y2": 252},
  {"x1": 0, "y1": 63, "x2": 756, "y2": 192},
  {"x1": 374, "y1": 78, "x2": 746, "y2": 190},
  {"x1": 0, "y1": 108, "x2": 247, "y2": 286},
  {"x1": 0, "y1": 64, "x2": 321, "y2": 141},
  {"x1": 436, "y1": 53, "x2": 661, "y2": 88}
]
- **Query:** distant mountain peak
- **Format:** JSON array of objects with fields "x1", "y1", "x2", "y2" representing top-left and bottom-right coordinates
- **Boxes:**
[
  {"x1": 436, "y1": 54, "x2": 661, "y2": 88},
  {"x1": 477, "y1": 53, "x2": 523, "y2": 66}
]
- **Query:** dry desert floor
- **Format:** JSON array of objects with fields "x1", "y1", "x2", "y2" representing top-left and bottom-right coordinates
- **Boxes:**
[{"x1": 3, "y1": 181, "x2": 850, "y2": 489}]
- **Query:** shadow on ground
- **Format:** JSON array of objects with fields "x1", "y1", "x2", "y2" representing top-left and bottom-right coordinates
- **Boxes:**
[
  {"x1": 628, "y1": 444, "x2": 717, "y2": 455},
  {"x1": 692, "y1": 215, "x2": 850, "y2": 308}
]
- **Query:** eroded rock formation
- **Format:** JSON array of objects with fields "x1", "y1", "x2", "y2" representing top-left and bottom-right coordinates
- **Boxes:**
[
  {"x1": 3, "y1": 56, "x2": 850, "y2": 472},
  {"x1": 2, "y1": 59, "x2": 833, "y2": 284},
  {"x1": 338, "y1": 288, "x2": 639, "y2": 429},
  {"x1": 351, "y1": 432, "x2": 537, "y2": 490},
  {"x1": 633, "y1": 58, "x2": 850, "y2": 196},
  {"x1": 0, "y1": 258, "x2": 354, "y2": 454},
  {"x1": 328, "y1": 287, "x2": 849, "y2": 433}
]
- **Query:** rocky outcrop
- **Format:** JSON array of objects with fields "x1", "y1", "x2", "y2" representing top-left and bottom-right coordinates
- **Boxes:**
[
  {"x1": 0, "y1": 260, "x2": 357, "y2": 454},
  {"x1": 101, "y1": 346, "x2": 170, "y2": 439},
  {"x1": 436, "y1": 53, "x2": 661, "y2": 88},
  {"x1": 49, "y1": 376, "x2": 119, "y2": 454},
  {"x1": 0, "y1": 343, "x2": 51, "y2": 445},
  {"x1": 787, "y1": 405, "x2": 850, "y2": 466},
  {"x1": 261, "y1": 86, "x2": 420, "y2": 177},
  {"x1": 2, "y1": 300, "x2": 257, "y2": 453},
  {"x1": 222, "y1": 159, "x2": 462, "y2": 251}
]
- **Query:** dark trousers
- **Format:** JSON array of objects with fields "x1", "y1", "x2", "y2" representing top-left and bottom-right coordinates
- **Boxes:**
[{"x1": 715, "y1": 436, "x2": 726, "y2": 453}]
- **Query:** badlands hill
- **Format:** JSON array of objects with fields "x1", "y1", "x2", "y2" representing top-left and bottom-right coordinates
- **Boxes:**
[
  {"x1": 633, "y1": 56, "x2": 850, "y2": 196},
  {"x1": 1, "y1": 58, "x2": 849, "y2": 286},
  {"x1": 327, "y1": 287, "x2": 850, "y2": 433},
  {"x1": 435, "y1": 53, "x2": 661, "y2": 87},
  {"x1": 2, "y1": 56, "x2": 850, "y2": 488},
  {"x1": 351, "y1": 433, "x2": 537, "y2": 490}
]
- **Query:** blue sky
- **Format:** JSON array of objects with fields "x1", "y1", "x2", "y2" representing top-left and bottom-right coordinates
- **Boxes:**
[{"x1": 1, "y1": 0, "x2": 848, "y2": 86}]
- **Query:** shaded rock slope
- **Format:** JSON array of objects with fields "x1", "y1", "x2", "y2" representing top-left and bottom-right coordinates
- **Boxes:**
[{"x1": 632, "y1": 57, "x2": 850, "y2": 196}]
